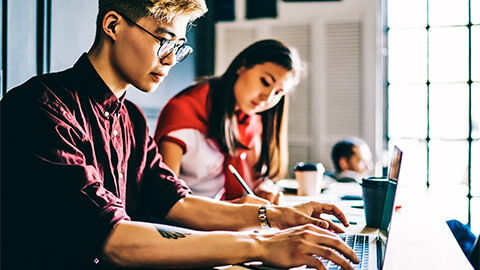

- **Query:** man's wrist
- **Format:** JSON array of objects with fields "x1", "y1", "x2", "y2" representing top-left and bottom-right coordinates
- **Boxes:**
[{"x1": 258, "y1": 205, "x2": 271, "y2": 229}]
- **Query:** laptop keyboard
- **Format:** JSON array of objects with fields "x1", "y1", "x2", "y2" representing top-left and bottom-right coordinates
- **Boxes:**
[{"x1": 319, "y1": 234, "x2": 370, "y2": 270}]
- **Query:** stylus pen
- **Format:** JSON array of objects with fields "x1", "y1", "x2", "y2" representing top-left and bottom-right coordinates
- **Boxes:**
[{"x1": 228, "y1": 164, "x2": 255, "y2": 195}]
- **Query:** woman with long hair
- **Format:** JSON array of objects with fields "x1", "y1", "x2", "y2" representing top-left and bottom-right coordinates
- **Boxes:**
[{"x1": 154, "y1": 39, "x2": 305, "y2": 204}]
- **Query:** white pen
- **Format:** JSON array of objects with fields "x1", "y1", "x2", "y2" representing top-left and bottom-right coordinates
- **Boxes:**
[{"x1": 228, "y1": 164, "x2": 255, "y2": 195}]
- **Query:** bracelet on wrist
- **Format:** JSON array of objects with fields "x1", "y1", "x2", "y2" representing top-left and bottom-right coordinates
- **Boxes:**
[{"x1": 258, "y1": 205, "x2": 271, "y2": 229}]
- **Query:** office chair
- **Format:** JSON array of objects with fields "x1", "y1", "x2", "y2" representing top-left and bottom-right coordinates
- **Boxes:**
[{"x1": 470, "y1": 235, "x2": 479, "y2": 270}]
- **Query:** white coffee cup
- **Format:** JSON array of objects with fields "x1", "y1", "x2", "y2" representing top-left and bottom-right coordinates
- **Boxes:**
[{"x1": 294, "y1": 162, "x2": 325, "y2": 196}]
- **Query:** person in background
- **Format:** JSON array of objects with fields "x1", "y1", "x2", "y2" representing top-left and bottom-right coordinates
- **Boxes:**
[
  {"x1": 325, "y1": 137, "x2": 374, "y2": 183},
  {"x1": 0, "y1": 1, "x2": 359, "y2": 269},
  {"x1": 155, "y1": 39, "x2": 304, "y2": 205}
]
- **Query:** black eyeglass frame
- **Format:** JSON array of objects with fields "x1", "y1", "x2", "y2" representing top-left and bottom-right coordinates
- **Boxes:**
[{"x1": 118, "y1": 13, "x2": 193, "y2": 63}]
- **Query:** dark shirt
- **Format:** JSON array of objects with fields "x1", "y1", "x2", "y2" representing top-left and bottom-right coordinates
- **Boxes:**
[{"x1": 0, "y1": 54, "x2": 190, "y2": 269}]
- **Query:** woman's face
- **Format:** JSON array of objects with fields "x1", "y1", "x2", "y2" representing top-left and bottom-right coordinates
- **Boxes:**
[{"x1": 234, "y1": 62, "x2": 292, "y2": 115}]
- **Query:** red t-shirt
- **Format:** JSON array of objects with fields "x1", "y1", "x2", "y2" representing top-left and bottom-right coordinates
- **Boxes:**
[{"x1": 155, "y1": 83, "x2": 262, "y2": 200}]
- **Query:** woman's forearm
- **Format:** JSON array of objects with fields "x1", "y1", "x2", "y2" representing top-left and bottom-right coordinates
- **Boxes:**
[{"x1": 103, "y1": 220, "x2": 262, "y2": 269}]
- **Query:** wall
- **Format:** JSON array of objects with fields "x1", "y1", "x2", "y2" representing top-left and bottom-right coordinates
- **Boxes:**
[
  {"x1": 1, "y1": 0, "x2": 384, "y2": 172},
  {"x1": 279, "y1": 0, "x2": 383, "y2": 172},
  {"x1": 216, "y1": 0, "x2": 383, "y2": 173},
  {"x1": 1, "y1": 0, "x2": 199, "y2": 137}
]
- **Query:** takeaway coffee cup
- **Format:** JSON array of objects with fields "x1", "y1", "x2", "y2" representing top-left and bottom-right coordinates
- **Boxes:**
[
  {"x1": 293, "y1": 162, "x2": 325, "y2": 196},
  {"x1": 361, "y1": 177, "x2": 397, "y2": 230}
]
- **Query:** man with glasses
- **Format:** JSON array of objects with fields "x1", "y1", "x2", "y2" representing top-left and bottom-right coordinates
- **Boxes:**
[{"x1": 0, "y1": 1, "x2": 358, "y2": 269}]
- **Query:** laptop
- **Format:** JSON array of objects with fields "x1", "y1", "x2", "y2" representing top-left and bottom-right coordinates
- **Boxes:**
[
  {"x1": 236, "y1": 146, "x2": 403, "y2": 270},
  {"x1": 317, "y1": 145, "x2": 403, "y2": 270}
]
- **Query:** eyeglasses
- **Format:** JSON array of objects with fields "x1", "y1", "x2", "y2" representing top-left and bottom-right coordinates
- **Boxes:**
[{"x1": 120, "y1": 14, "x2": 193, "y2": 63}]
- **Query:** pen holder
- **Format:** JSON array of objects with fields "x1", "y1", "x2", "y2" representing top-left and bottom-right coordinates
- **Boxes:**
[{"x1": 361, "y1": 177, "x2": 397, "y2": 230}]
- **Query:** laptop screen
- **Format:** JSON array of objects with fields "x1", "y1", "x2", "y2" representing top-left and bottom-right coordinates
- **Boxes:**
[
  {"x1": 387, "y1": 146, "x2": 403, "y2": 182},
  {"x1": 379, "y1": 145, "x2": 403, "y2": 269}
]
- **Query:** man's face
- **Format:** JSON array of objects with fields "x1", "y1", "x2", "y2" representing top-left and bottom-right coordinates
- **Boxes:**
[
  {"x1": 113, "y1": 15, "x2": 190, "y2": 93},
  {"x1": 345, "y1": 145, "x2": 373, "y2": 176}
]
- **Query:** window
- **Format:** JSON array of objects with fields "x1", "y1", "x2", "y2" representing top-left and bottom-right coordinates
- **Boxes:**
[{"x1": 387, "y1": 0, "x2": 480, "y2": 235}]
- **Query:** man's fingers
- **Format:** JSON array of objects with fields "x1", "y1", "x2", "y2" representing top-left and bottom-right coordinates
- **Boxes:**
[
  {"x1": 300, "y1": 255, "x2": 327, "y2": 270},
  {"x1": 296, "y1": 225, "x2": 359, "y2": 265},
  {"x1": 323, "y1": 219, "x2": 345, "y2": 233},
  {"x1": 309, "y1": 217, "x2": 330, "y2": 229},
  {"x1": 313, "y1": 247, "x2": 355, "y2": 270},
  {"x1": 310, "y1": 202, "x2": 350, "y2": 227},
  {"x1": 313, "y1": 235, "x2": 359, "y2": 265},
  {"x1": 298, "y1": 239, "x2": 355, "y2": 270}
]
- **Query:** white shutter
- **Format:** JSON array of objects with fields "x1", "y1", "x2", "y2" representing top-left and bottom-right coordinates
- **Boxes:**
[
  {"x1": 215, "y1": 27, "x2": 255, "y2": 75},
  {"x1": 271, "y1": 24, "x2": 312, "y2": 176},
  {"x1": 216, "y1": 17, "x2": 365, "y2": 176},
  {"x1": 318, "y1": 21, "x2": 363, "y2": 167}
]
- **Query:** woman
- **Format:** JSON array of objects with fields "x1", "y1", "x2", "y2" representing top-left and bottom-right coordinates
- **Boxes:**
[{"x1": 154, "y1": 39, "x2": 305, "y2": 204}]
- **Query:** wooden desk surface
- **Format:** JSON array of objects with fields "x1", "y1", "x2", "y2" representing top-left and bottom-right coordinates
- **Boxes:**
[
  {"x1": 221, "y1": 184, "x2": 473, "y2": 270},
  {"x1": 381, "y1": 187, "x2": 473, "y2": 270},
  {"x1": 285, "y1": 184, "x2": 474, "y2": 269}
]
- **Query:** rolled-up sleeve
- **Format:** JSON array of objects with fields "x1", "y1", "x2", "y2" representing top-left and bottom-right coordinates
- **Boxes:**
[
  {"x1": 34, "y1": 94, "x2": 131, "y2": 250},
  {"x1": 140, "y1": 135, "x2": 190, "y2": 219},
  {"x1": 124, "y1": 99, "x2": 191, "y2": 222}
]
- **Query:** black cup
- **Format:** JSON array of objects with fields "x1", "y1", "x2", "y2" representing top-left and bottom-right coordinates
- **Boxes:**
[{"x1": 361, "y1": 177, "x2": 397, "y2": 230}]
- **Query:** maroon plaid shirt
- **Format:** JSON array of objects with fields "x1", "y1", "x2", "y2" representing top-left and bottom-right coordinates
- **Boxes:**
[{"x1": 1, "y1": 54, "x2": 190, "y2": 269}]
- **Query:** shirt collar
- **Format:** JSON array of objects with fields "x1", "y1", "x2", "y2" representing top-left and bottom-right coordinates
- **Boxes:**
[
  {"x1": 235, "y1": 109, "x2": 252, "y2": 125},
  {"x1": 72, "y1": 53, "x2": 125, "y2": 117},
  {"x1": 336, "y1": 170, "x2": 363, "y2": 183}
]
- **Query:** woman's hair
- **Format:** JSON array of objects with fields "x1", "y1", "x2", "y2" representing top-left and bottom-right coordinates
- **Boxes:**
[
  {"x1": 206, "y1": 39, "x2": 305, "y2": 180},
  {"x1": 92, "y1": 0, "x2": 207, "y2": 48}
]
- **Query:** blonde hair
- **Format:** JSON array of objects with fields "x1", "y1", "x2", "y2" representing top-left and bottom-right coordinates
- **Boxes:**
[
  {"x1": 92, "y1": 0, "x2": 207, "y2": 48},
  {"x1": 149, "y1": 0, "x2": 208, "y2": 23}
]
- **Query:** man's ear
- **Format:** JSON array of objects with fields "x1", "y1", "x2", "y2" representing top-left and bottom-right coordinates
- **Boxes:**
[
  {"x1": 102, "y1": 11, "x2": 121, "y2": 40},
  {"x1": 338, "y1": 157, "x2": 349, "y2": 171}
]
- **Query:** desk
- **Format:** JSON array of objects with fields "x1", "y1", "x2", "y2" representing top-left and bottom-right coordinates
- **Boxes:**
[
  {"x1": 381, "y1": 187, "x2": 473, "y2": 269},
  {"x1": 284, "y1": 184, "x2": 473, "y2": 269},
  {"x1": 220, "y1": 184, "x2": 473, "y2": 270}
]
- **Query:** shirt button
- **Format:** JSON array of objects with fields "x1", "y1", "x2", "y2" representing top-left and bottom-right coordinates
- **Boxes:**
[
  {"x1": 113, "y1": 130, "x2": 118, "y2": 136},
  {"x1": 119, "y1": 172, "x2": 123, "y2": 179},
  {"x1": 104, "y1": 111, "x2": 110, "y2": 117}
]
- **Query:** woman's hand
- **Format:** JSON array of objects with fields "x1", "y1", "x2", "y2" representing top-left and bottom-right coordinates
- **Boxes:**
[
  {"x1": 267, "y1": 202, "x2": 350, "y2": 233},
  {"x1": 254, "y1": 179, "x2": 284, "y2": 205},
  {"x1": 257, "y1": 224, "x2": 359, "y2": 270}
]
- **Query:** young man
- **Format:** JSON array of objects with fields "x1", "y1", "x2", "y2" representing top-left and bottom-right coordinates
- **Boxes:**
[
  {"x1": 326, "y1": 137, "x2": 374, "y2": 183},
  {"x1": 0, "y1": 1, "x2": 359, "y2": 269}
]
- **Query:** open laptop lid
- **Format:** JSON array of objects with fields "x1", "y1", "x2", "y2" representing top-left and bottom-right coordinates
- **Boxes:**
[
  {"x1": 387, "y1": 145, "x2": 403, "y2": 182},
  {"x1": 378, "y1": 145, "x2": 403, "y2": 269}
]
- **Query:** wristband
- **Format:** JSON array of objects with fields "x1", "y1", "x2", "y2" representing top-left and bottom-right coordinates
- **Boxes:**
[{"x1": 258, "y1": 205, "x2": 271, "y2": 229}]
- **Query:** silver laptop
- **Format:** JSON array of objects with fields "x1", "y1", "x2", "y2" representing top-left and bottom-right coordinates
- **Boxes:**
[
  {"x1": 320, "y1": 145, "x2": 403, "y2": 270},
  {"x1": 237, "y1": 146, "x2": 403, "y2": 270}
]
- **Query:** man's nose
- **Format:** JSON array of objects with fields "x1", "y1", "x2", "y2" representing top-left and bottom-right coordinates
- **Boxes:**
[{"x1": 160, "y1": 50, "x2": 177, "y2": 66}]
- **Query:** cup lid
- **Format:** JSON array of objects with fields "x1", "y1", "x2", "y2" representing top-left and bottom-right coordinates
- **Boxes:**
[
  {"x1": 361, "y1": 177, "x2": 390, "y2": 188},
  {"x1": 293, "y1": 162, "x2": 324, "y2": 171}
]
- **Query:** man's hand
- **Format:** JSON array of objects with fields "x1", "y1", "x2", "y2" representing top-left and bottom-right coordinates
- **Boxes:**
[
  {"x1": 267, "y1": 202, "x2": 350, "y2": 233},
  {"x1": 257, "y1": 224, "x2": 359, "y2": 270}
]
